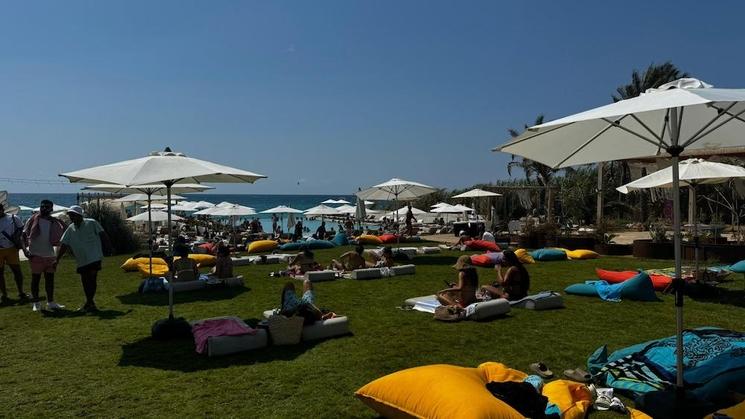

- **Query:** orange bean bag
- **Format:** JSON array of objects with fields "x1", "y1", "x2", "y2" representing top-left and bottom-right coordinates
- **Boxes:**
[
  {"x1": 379, "y1": 234, "x2": 399, "y2": 244},
  {"x1": 465, "y1": 240, "x2": 500, "y2": 252},
  {"x1": 595, "y1": 268, "x2": 672, "y2": 291},
  {"x1": 470, "y1": 254, "x2": 495, "y2": 267}
]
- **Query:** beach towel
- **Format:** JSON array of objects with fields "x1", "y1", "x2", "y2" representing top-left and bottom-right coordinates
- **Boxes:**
[
  {"x1": 588, "y1": 328, "x2": 745, "y2": 415},
  {"x1": 192, "y1": 318, "x2": 256, "y2": 354}
]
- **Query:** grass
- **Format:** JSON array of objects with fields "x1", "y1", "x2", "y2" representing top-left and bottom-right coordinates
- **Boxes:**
[{"x1": 1, "y1": 246, "x2": 743, "y2": 418}]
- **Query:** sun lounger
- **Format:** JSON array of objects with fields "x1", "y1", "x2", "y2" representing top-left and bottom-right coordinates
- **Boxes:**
[
  {"x1": 262, "y1": 310, "x2": 350, "y2": 341},
  {"x1": 403, "y1": 295, "x2": 511, "y2": 320},
  {"x1": 304, "y1": 270, "x2": 337, "y2": 282},
  {"x1": 351, "y1": 268, "x2": 384, "y2": 280},
  {"x1": 509, "y1": 291, "x2": 564, "y2": 310},
  {"x1": 391, "y1": 264, "x2": 416, "y2": 275},
  {"x1": 190, "y1": 316, "x2": 268, "y2": 357},
  {"x1": 417, "y1": 246, "x2": 441, "y2": 254}
]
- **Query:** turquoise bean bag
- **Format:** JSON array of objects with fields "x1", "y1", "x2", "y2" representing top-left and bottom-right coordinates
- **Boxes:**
[
  {"x1": 279, "y1": 242, "x2": 305, "y2": 251},
  {"x1": 530, "y1": 248, "x2": 567, "y2": 261},
  {"x1": 564, "y1": 282, "x2": 598, "y2": 297},
  {"x1": 565, "y1": 272, "x2": 659, "y2": 302},
  {"x1": 730, "y1": 260, "x2": 745, "y2": 273},
  {"x1": 305, "y1": 240, "x2": 336, "y2": 250},
  {"x1": 332, "y1": 233, "x2": 349, "y2": 246}
]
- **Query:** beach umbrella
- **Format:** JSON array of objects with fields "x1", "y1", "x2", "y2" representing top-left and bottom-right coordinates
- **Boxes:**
[
  {"x1": 192, "y1": 201, "x2": 215, "y2": 209},
  {"x1": 364, "y1": 200, "x2": 375, "y2": 206},
  {"x1": 321, "y1": 199, "x2": 339, "y2": 204},
  {"x1": 261, "y1": 205, "x2": 304, "y2": 214},
  {"x1": 169, "y1": 205, "x2": 198, "y2": 212},
  {"x1": 304, "y1": 205, "x2": 340, "y2": 216},
  {"x1": 355, "y1": 199, "x2": 367, "y2": 228},
  {"x1": 430, "y1": 204, "x2": 460, "y2": 213},
  {"x1": 287, "y1": 212, "x2": 297, "y2": 232},
  {"x1": 18, "y1": 205, "x2": 34, "y2": 212},
  {"x1": 334, "y1": 199, "x2": 351, "y2": 205},
  {"x1": 32, "y1": 204, "x2": 69, "y2": 212},
  {"x1": 335, "y1": 204, "x2": 357, "y2": 215},
  {"x1": 60, "y1": 148, "x2": 266, "y2": 324},
  {"x1": 494, "y1": 78, "x2": 745, "y2": 396},
  {"x1": 356, "y1": 178, "x2": 437, "y2": 224},
  {"x1": 452, "y1": 188, "x2": 502, "y2": 198},
  {"x1": 114, "y1": 193, "x2": 184, "y2": 202},
  {"x1": 140, "y1": 203, "x2": 169, "y2": 210},
  {"x1": 380, "y1": 206, "x2": 426, "y2": 221},
  {"x1": 200, "y1": 204, "x2": 257, "y2": 248},
  {"x1": 618, "y1": 158, "x2": 745, "y2": 275},
  {"x1": 128, "y1": 211, "x2": 184, "y2": 223}
]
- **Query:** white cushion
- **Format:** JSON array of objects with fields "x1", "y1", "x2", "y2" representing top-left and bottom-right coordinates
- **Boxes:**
[
  {"x1": 169, "y1": 280, "x2": 206, "y2": 292},
  {"x1": 417, "y1": 246, "x2": 441, "y2": 254},
  {"x1": 191, "y1": 316, "x2": 268, "y2": 357},
  {"x1": 304, "y1": 270, "x2": 337, "y2": 282},
  {"x1": 231, "y1": 256, "x2": 254, "y2": 266},
  {"x1": 302, "y1": 316, "x2": 350, "y2": 341},
  {"x1": 464, "y1": 298, "x2": 511, "y2": 320},
  {"x1": 510, "y1": 292, "x2": 564, "y2": 310},
  {"x1": 391, "y1": 264, "x2": 416, "y2": 275},
  {"x1": 351, "y1": 268, "x2": 383, "y2": 280}
]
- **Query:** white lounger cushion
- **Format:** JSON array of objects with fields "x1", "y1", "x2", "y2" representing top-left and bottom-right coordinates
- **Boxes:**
[
  {"x1": 191, "y1": 316, "x2": 268, "y2": 357},
  {"x1": 231, "y1": 256, "x2": 254, "y2": 266},
  {"x1": 391, "y1": 247, "x2": 417, "y2": 260},
  {"x1": 391, "y1": 264, "x2": 416, "y2": 275},
  {"x1": 403, "y1": 295, "x2": 511, "y2": 320},
  {"x1": 465, "y1": 298, "x2": 511, "y2": 320},
  {"x1": 509, "y1": 291, "x2": 564, "y2": 310},
  {"x1": 351, "y1": 268, "x2": 383, "y2": 280},
  {"x1": 417, "y1": 247, "x2": 441, "y2": 254},
  {"x1": 261, "y1": 310, "x2": 349, "y2": 341},
  {"x1": 169, "y1": 281, "x2": 206, "y2": 293},
  {"x1": 304, "y1": 270, "x2": 337, "y2": 282}
]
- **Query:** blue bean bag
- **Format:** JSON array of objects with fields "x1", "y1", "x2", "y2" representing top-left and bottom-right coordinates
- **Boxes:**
[
  {"x1": 530, "y1": 248, "x2": 567, "y2": 261},
  {"x1": 565, "y1": 272, "x2": 659, "y2": 302},
  {"x1": 617, "y1": 272, "x2": 659, "y2": 302},
  {"x1": 332, "y1": 233, "x2": 349, "y2": 247},
  {"x1": 279, "y1": 242, "x2": 305, "y2": 251},
  {"x1": 564, "y1": 282, "x2": 599, "y2": 297},
  {"x1": 730, "y1": 260, "x2": 745, "y2": 273},
  {"x1": 305, "y1": 240, "x2": 336, "y2": 250}
]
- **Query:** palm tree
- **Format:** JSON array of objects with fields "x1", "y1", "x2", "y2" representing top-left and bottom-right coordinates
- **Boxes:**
[
  {"x1": 507, "y1": 114, "x2": 558, "y2": 222},
  {"x1": 612, "y1": 61, "x2": 689, "y2": 102}
]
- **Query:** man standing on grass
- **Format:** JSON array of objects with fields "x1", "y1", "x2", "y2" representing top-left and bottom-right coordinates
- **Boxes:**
[
  {"x1": 0, "y1": 203, "x2": 29, "y2": 305},
  {"x1": 55, "y1": 205, "x2": 112, "y2": 313},
  {"x1": 23, "y1": 199, "x2": 67, "y2": 312}
]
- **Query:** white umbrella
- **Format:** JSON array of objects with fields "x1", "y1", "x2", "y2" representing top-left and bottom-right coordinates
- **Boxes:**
[
  {"x1": 33, "y1": 204, "x2": 69, "y2": 212},
  {"x1": 335, "y1": 204, "x2": 357, "y2": 215},
  {"x1": 356, "y1": 178, "x2": 437, "y2": 223},
  {"x1": 18, "y1": 205, "x2": 35, "y2": 212},
  {"x1": 115, "y1": 193, "x2": 184, "y2": 202},
  {"x1": 304, "y1": 205, "x2": 340, "y2": 216},
  {"x1": 334, "y1": 199, "x2": 351, "y2": 205},
  {"x1": 192, "y1": 201, "x2": 215, "y2": 209},
  {"x1": 355, "y1": 199, "x2": 367, "y2": 227},
  {"x1": 261, "y1": 205, "x2": 304, "y2": 214},
  {"x1": 494, "y1": 78, "x2": 745, "y2": 394},
  {"x1": 364, "y1": 200, "x2": 375, "y2": 206},
  {"x1": 128, "y1": 211, "x2": 183, "y2": 223},
  {"x1": 618, "y1": 158, "x2": 745, "y2": 274},
  {"x1": 82, "y1": 183, "x2": 213, "y2": 194},
  {"x1": 169, "y1": 205, "x2": 198, "y2": 212},
  {"x1": 60, "y1": 148, "x2": 266, "y2": 322},
  {"x1": 321, "y1": 199, "x2": 339, "y2": 204},
  {"x1": 140, "y1": 203, "x2": 169, "y2": 210},
  {"x1": 380, "y1": 207, "x2": 426, "y2": 221},
  {"x1": 431, "y1": 202, "x2": 449, "y2": 208},
  {"x1": 452, "y1": 188, "x2": 502, "y2": 198},
  {"x1": 430, "y1": 204, "x2": 460, "y2": 213},
  {"x1": 204, "y1": 204, "x2": 257, "y2": 217}
]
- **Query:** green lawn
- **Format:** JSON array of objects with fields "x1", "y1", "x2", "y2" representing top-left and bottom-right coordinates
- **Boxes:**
[{"x1": 1, "y1": 247, "x2": 743, "y2": 418}]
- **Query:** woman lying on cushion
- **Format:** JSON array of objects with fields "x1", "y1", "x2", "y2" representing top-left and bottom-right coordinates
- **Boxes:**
[
  {"x1": 328, "y1": 245, "x2": 367, "y2": 271},
  {"x1": 280, "y1": 280, "x2": 336, "y2": 325},
  {"x1": 287, "y1": 249, "x2": 321, "y2": 275},
  {"x1": 365, "y1": 246, "x2": 395, "y2": 268},
  {"x1": 479, "y1": 250, "x2": 529, "y2": 301},
  {"x1": 436, "y1": 255, "x2": 478, "y2": 308}
]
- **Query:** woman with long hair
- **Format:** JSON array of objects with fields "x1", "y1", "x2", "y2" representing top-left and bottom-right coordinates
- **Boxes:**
[{"x1": 480, "y1": 249, "x2": 529, "y2": 301}]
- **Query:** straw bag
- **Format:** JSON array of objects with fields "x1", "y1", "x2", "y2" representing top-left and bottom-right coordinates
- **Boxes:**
[{"x1": 267, "y1": 314, "x2": 304, "y2": 345}]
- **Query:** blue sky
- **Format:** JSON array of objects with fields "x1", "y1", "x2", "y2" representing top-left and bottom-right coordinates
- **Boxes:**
[{"x1": 2, "y1": 0, "x2": 745, "y2": 194}]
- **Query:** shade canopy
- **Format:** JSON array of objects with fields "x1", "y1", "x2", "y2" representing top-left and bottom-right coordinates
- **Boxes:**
[
  {"x1": 140, "y1": 203, "x2": 169, "y2": 210},
  {"x1": 493, "y1": 77, "x2": 745, "y2": 394},
  {"x1": 356, "y1": 178, "x2": 437, "y2": 201},
  {"x1": 304, "y1": 205, "x2": 340, "y2": 216},
  {"x1": 82, "y1": 183, "x2": 212, "y2": 194},
  {"x1": 61, "y1": 150, "x2": 266, "y2": 186},
  {"x1": 321, "y1": 199, "x2": 339, "y2": 204},
  {"x1": 452, "y1": 188, "x2": 502, "y2": 198},
  {"x1": 114, "y1": 193, "x2": 184, "y2": 203},
  {"x1": 431, "y1": 202, "x2": 450, "y2": 208},
  {"x1": 169, "y1": 205, "x2": 198, "y2": 212},
  {"x1": 192, "y1": 201, "x2": 215, "y2": 209},
  {"x1": 198, "y1": 204, "x2": 256, "y2": 217},
  {"x1": 380, "y1": 207, "x2": 426, "y2": 220},
  {"x1": 617, "y1": 158, "x2": 745, "y2": 193},
  {"x1": 363, "y1": 200, "x2": 375, "y2": 206},
  {"x1": 261, "y1": 205, "x2": 304, "y2": 214},
  {"x1": 127, "y1": 211, "x2": 183, "y2": 222},
  {"x1": 430, "y1": 204, "x2": 461, "y2": 213},
  {"x1": 18, "y1": 205, "x2": 35, "y2": 211},
  {"x1": 335, "y1": 204, "x2": 357, "y2": 215}
]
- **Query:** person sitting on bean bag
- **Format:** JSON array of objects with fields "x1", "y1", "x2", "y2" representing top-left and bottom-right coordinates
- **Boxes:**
[
  {"x1": 436, "y1": 255, "x2": 478, "y2": 308},
  {"x1": 365, "y1": 246, "x2": 395, "y2": 268},
  {"x1": 479, "y1": 250, "x2": 530, "y2": 301},
  {"x1": 328, "y1": 245, "x2": 367, "y2": 271},
  {"x1": 449, "y1": 231, "x2": 473, "y2": 250}
]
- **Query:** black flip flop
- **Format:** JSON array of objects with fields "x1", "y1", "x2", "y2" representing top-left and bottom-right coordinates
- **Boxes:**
[{"x1": 530, "y1": 362, "x2": 554, "y2": 378}]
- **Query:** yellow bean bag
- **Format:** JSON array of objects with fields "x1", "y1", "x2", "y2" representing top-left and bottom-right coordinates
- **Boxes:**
[
  {"x1": 248, "y1": 240, "x2": 279, "y2": 254},
  {"x1": 356, "y1": 234, "x2": 383, "y2": 245},
  {"x1": 121, "y1": 257, "x2": 167, "y2": 272},
  {"x1": 564, "y1": 249, "x2": 600, "y2": 260},
  {"x1": 355, "y1": 362, "x2": 592, "y2": 419},
  {"x1": 174, "y1": 254, "x2": 217, "y2": 267},
  {"x1": 137, "y1": 263, "x2": 169, "y2": 278},
  {"x1": 705, "y1": 399, "x2": 745, "y2": 419},
  {"x1": 514, "y1": 248, "x2": 535, "y2": 264}
]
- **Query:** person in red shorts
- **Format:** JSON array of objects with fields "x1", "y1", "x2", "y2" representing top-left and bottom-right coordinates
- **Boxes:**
[{"x1": 23, "y1": 199, "x2": 67, "y2": 311}]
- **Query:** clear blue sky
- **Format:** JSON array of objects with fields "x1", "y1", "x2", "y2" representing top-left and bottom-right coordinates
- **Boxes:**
[{"x1": 2, "y1": 0, "x2": 745, "y2": 194}]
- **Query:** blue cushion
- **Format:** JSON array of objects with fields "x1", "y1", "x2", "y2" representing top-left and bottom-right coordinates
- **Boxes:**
[
  {"x1": 332, "y1": 233, "x2": 349, "y2": 247},
  {"x1": 530, "y1": 248, "x2": 567, "y2": 261},
  {"x1": 730, "y1": 260, "x2": 745, "y2": 273},
  {"x1": 279, "y1": 242, "x2": 305, "y2": 251},
  {"x1": 564, "y1": 282, "x2": 599, "y2": 296},
  {"x1": 619, "y1": 272, "x2": 660, "y2": 302},
  {"x1": 305, "y1": 240, "x2": 336, "y2": 250}
]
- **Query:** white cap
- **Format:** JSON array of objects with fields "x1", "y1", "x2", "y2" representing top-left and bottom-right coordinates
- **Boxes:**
[{"x1": 67, "y1": 205, "x2": 84, "y2": 217}]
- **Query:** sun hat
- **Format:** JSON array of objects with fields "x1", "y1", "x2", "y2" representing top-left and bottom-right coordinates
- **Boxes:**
[
  {"x1": 66, "y1": 205, "x2": 84, "y2": 217},
  {"x1": 452, "y1": 255, "x2": 473, "y2": 270}
]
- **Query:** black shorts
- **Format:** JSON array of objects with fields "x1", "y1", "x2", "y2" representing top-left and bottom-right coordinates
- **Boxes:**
[{"x1": 77, "y1": 260, "x2": 102, "y2": 274}]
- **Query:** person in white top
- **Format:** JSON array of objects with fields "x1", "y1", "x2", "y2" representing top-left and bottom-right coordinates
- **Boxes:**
[
  {"x1": 23, "y1": 200, "x2": 67, "y2": 311},
  {"x1": 482, "y1": 231, "x2": 496, "y2": 244},
  {"x1": 0, "y1": 203, "x2": 28, "y2": 305}
]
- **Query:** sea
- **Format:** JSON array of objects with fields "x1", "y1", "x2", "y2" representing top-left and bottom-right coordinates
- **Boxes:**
[{"x1": 9, "y1": 193, "x2": 379, "y2": 233}]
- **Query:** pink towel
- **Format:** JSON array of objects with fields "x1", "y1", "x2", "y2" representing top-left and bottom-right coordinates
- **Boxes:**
[{"x1": 192, "y1": 318, "x2": 256, "y2": 354}]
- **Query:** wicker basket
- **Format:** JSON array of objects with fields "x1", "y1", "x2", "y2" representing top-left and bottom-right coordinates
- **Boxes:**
[{"x1": 267, "y1": 314, "x2": 304, "y2": 345}]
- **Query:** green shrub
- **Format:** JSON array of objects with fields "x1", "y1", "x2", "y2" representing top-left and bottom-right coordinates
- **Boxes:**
[{"x1": 85, "y1": 203, "x2": 140, "y2": 255}]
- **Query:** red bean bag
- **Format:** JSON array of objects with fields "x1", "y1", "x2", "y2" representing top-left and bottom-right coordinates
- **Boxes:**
[
  {"x1": 595, "y1": 268, "x2": 672, "y2": 291},
  {"x1": 465, "y1": 240, "x2": 500, "y2": 252},
  {"x1": 470, "y1": 254, "x2": 495, "y2": 267},
  {"x1": 380, "y1": 234, "x2": 399, "y2": 244},
  {"x1": 198, "y1": 242, "x2": 216, "y2": 254}
]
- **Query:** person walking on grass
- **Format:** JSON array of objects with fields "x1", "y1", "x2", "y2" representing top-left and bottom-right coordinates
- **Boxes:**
[
  {"x1": 55, "y1": 205, "x2": 112, "y2": 313},
  {"x1": 0, "y1": 203, "x2": 29, "y2": 305},
  {"x1": 23, "y1": 199, "x2": 67, "y2": 311}
]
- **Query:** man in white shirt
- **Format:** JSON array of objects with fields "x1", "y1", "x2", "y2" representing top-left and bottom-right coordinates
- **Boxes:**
[
  {"x1": 23, "y1": 200, "x2": 67, "y2": 311},
  {"x1": 482, "y1": 230, "x2": 496, "y2": 244},
  {"x1": 0, "y1": 203, "x2": 28, "y2": 305}
]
